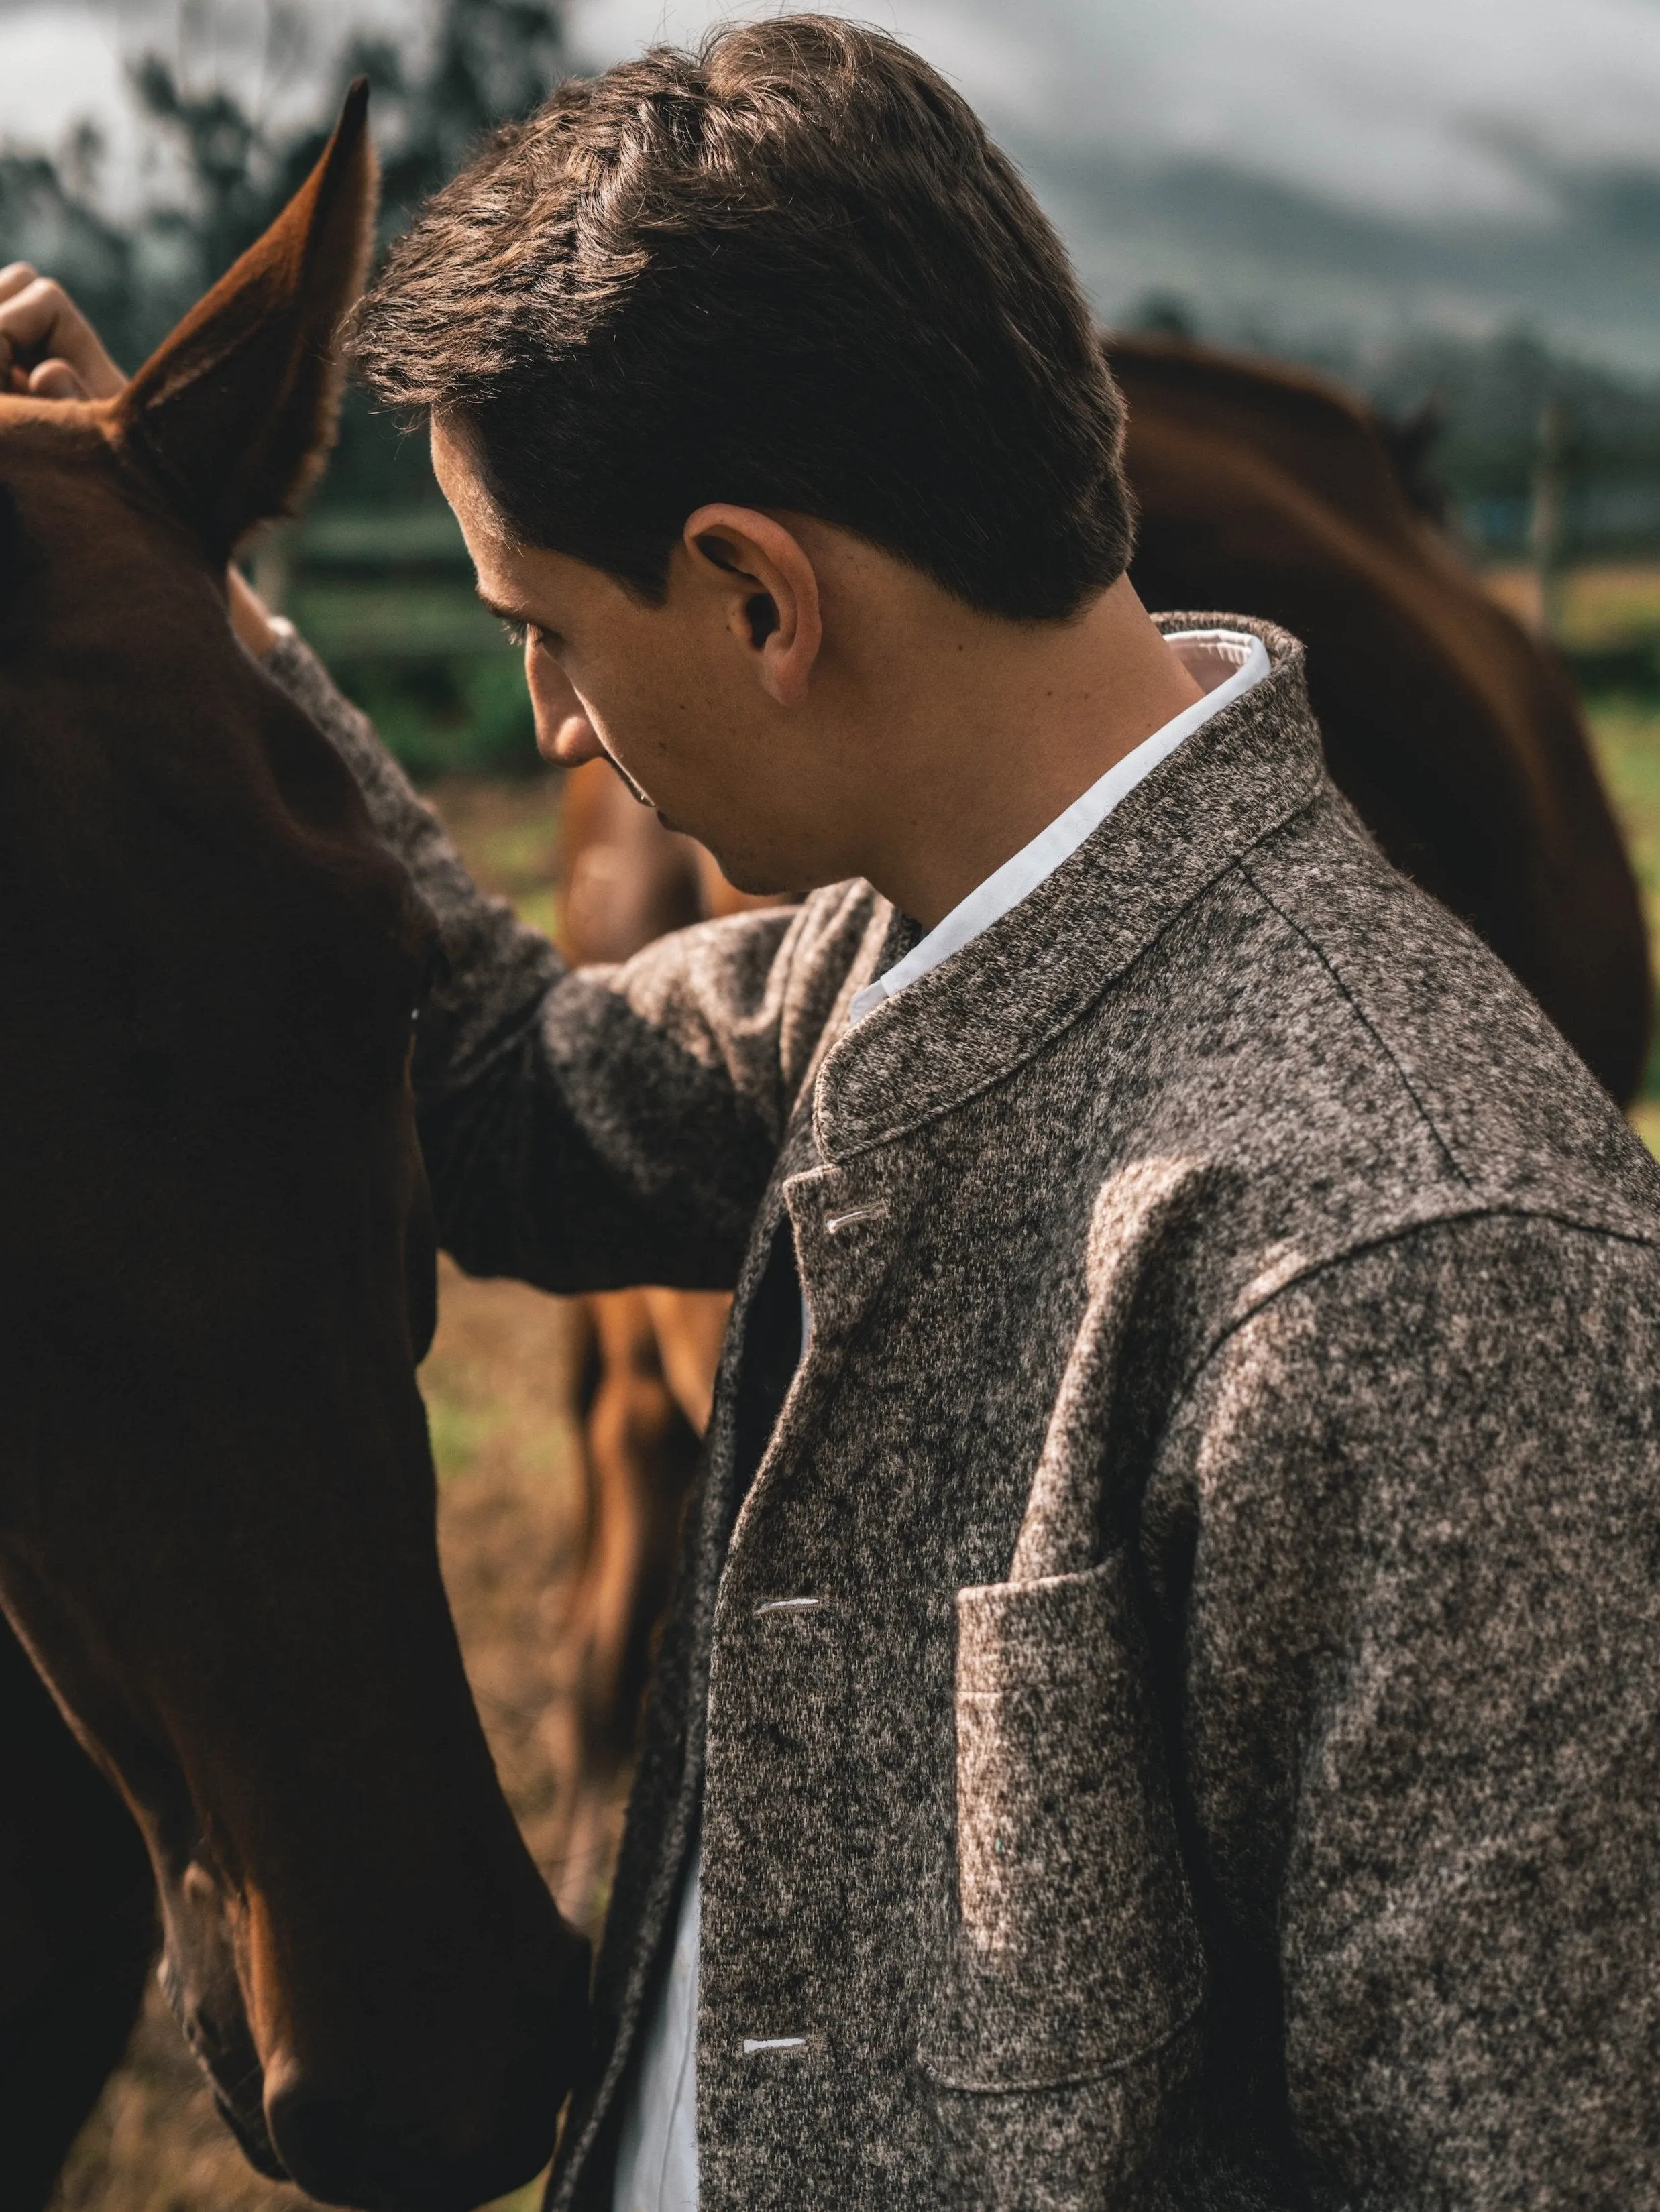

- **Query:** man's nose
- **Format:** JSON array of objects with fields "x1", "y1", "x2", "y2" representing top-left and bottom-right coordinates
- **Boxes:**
[
  {"x1": 536, "y1": 707, "x2": 605, "y2": 766},
  {"x1": 525, "y1": 639, "x2": 605, "y2": 766}
]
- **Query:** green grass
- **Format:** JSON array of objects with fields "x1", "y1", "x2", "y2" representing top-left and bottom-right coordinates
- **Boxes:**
[
  {"x1": 484, "y1": 2179, "x2": 549, "y2": 2212},
  {"x1": 1558, "y1": 567, "x2": 1660, "y2": 652},
  {"x1": 422, "y1": 1352, "x2": 567, "y2": 1490},
  {"x1": 423, "y1": 774, "x2": 566, "y2": 943},
  {"x1": 1486, "y1": 562, "x2": 1660, "y2": 653},
  {"x1": 1588, "y1": 695, "x2": 1660, "y2": 953},
  {"x1": 423, "y1": 1364, "x2": 508, "y2": 1485},
  {"x1": 1587, "y1": 693, "x2": 1660, "y2": 1152}
]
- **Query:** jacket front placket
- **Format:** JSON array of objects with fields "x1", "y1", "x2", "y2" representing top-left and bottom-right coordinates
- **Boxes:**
[{"x1": 693, "y1": 1023, "x2": 952, "y2": 2187}]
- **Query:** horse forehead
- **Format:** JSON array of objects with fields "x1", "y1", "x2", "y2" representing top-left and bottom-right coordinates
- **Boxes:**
[
  {"x1": 0, "y1": 396, "x2": 125, "y2": 486},
  {"x1": 0, "y1": 392, "x2": 111, "y2": 437},
  {"x1": 0, "y1": 406, "x2": 181, "y2": 601},
  {"x1": 0, "y1": 428, "x2": 419, "y2": 970}
]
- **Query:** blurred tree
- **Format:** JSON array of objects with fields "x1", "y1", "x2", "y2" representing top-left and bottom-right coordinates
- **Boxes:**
[
  {"x1": 1126, "y1": 289, "x2": 1198, "y2": 343},
  {"x1": 129, "y1": 56, "x2": 266, "y2": 293},
  {"x1": 355, "y1": 0, "x2": 569, "y2": 217},
  {"x1": 0, "y1": 0, "x2": 568, "y2": 481},
  {"x1": 0, "y1": 142, "x2": 137, "y2": 342},
  {"x1": 129, "y1": 0, "x2": 569, "y2": 274}
]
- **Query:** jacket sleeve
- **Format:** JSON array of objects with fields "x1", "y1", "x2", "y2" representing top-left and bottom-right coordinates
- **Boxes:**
[
  {"x1": 261, "y1": 624, "x2": 803, "y2": 1292},
  {"x1": 1145, "y1": 1208, "x2": 1660, "y2": 2206}
]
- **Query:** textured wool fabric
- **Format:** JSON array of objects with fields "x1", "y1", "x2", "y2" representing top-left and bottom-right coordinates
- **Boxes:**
[{"x1": 266, "y1": 615, "x2": 1660, "y2": 2210}]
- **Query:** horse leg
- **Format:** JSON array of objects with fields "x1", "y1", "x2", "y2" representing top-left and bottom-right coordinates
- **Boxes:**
[
  {"x1": 0, "y1": 1614, "x2": 156, "y2": 2210},
  {"x1": 576, "y1": 1287, "x2": 703, "y2": 1766},
  {"x1": 641, "y1": 1287, "x2": 734, "y2": 1440},
  {"x1": 553, "y1": 1289, "x2": 702, "y2": 1922}
]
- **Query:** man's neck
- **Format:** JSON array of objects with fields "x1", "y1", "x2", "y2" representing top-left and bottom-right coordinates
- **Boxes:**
[{"x1": 834, "y1": 574, "x2": 1205, "y2": 929}]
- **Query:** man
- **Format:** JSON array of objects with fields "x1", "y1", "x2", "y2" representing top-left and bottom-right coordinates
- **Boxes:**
[{"x1": 10, "y1": 18, "x2": 1659, "y2": 2207}]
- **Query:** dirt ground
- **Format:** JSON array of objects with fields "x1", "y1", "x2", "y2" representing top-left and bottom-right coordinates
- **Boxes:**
[{"x1": 48, "y1": 774, "x2": 616, "y2": 2212}]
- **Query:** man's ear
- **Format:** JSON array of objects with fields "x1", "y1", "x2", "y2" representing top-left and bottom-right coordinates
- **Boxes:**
[
  {"x1": 111, "y1": 80, "x2": 378, "y2": 562},
  {"x1": 683, "y1": 506, "x2": 824, "y2": 709}
]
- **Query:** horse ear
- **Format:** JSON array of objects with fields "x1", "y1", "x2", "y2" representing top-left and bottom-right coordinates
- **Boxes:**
[{"x1": 113, "y1": 80, "x2": 378, "y2": 559}]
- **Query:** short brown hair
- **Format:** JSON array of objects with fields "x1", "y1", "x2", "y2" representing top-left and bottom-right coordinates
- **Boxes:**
[{"x1": 345, "y1": 16, "x2": 1136, "y2": 621}]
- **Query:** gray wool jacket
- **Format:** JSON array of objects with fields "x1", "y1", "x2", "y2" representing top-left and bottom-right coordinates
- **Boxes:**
[{"x1": 268, "y1": 614, "x2": 1660, "y2": 2211}]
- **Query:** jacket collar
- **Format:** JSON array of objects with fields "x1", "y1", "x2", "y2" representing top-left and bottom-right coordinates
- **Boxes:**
[{"x1": 812, "y1": 612, "x2": 1325, "y2": 1161}]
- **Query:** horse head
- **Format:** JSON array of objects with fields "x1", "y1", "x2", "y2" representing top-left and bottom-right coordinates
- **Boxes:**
[{"x1": 0, "y1": 86, "x2": 588, "y2": 2209}]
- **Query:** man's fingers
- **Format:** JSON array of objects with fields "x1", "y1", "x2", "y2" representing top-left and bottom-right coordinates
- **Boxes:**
[
  {"x1": 27, "y1": 359, "x2": 90, "y2": 401},
  {"x1": 0, "y1": 274, "x2": 123, "y2": 398}
]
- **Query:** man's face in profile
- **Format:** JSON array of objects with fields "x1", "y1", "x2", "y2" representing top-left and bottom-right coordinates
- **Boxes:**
[{"x1": 432, "y1": 416, "x2": 809, "y2": 892}]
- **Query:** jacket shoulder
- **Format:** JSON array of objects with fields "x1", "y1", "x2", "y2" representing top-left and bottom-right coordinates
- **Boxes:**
[{"x1": 1231, "y1": 788, "x2": 1660, "y2": 1232}]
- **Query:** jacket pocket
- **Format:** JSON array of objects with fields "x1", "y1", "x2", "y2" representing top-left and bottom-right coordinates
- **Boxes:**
[{"x1": 918, "y1": 1555, "x2": 1205, "y2": 2204}]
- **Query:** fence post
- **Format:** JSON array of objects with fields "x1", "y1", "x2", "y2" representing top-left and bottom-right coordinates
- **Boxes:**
[{"x1": 1529, "y1": 396, "x2": 1570, "y2": 641}]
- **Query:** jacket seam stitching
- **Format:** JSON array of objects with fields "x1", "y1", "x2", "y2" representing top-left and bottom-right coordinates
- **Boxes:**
[
  {"x1": 1164, "y1": 1204, "x2": 1660, "y2": 1432},
  {"x1": 917, "y1": 1989, "x2": 1205, "y2": 2095},
  {"x1": 1233, "y1": 852, "x2": 1470, "y2": 1187}
]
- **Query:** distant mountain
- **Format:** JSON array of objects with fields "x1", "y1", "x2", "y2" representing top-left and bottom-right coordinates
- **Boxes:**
[
  {"x1": 1026, "y1": 142, "x2": 1660, "y2": 380},
  {"x1": 1026, "y1": 143, "x2": 1660, "y2": 559}
]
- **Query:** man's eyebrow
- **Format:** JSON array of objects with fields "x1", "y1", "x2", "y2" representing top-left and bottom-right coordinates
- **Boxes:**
[{"x1": 476, "y1": 589, "x2": 547, "y2": 632}]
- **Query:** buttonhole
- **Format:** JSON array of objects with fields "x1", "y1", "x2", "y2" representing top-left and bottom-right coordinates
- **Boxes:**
[
  {"x1": 741, "y1": 2036, "x2": 809, "y2": 2056},
  {"x1": 826, "y1": 1202, "x2": 889, "y2": 1236},
  {"x1": 753, "y1": 1596, "x2": 826, "y2": 1617}
]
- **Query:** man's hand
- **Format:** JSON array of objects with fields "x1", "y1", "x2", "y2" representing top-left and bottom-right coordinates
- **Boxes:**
[{"x1": 0, "y1": 264, "x2": 124, "y2": 399}]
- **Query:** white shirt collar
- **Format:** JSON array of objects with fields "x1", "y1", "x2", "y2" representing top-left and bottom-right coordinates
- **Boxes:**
[{"x1": 849, "y1": 628, "x2": 1270, "y2": 1026}]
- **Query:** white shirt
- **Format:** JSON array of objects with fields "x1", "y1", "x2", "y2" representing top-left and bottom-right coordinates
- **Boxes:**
[
  {"x1": 610, "y1": 627, "x2": 1270, "y2": 2212},
  {"x1": 612, "y1": 1836, "x2": 703, "y2": 2212}
]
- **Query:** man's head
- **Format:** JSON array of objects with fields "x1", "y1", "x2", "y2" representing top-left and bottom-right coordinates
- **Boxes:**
[
  {"x1": 349, "y1": 17, "x2": 1152, "y2": 907},
  {"x1": 349, "y1": 15, "x2": 1131, "y2": 618}
]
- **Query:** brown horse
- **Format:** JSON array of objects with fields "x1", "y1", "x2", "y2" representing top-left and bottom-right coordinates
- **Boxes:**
[
  {"x1": 547, "y1": 335, "x2": 1653, "y2": 1859},
  {"x1": 0, "y1": 87, "x2": 587, "y2": 2210}
]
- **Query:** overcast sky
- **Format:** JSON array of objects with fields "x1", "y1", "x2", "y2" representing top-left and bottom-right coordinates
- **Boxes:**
[
  {"x1": 6, "y1": 0, "x2": 1660, "y2": 365},
  {"x1": 573, "y1": 0, "x2": 1660, "y2": 224}
]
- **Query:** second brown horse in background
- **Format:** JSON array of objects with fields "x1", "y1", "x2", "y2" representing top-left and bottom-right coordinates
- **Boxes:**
[{"x1": 547, "y1": 333, "x2": 1652, "y2": 1861}]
